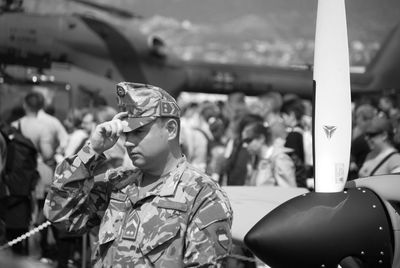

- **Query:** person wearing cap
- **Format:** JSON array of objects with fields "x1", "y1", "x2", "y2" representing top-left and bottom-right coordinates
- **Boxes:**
[
  {"x1": 358, "y1": 115, "x2": 400, "y2": 177},
  {"x1": 43, "y1": 82, "x2": 233, "y2": 267}
]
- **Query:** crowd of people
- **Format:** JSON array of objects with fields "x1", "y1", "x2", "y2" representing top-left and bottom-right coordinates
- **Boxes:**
[
  {"x1": 0, "y1": 91, "x2": 133, "y2": 267},
  {"x1": 180, "y1": 91, "x2": 314, "y2": 189},
  {"x1": 179, "y1": 91, "x2": 400, "y2": 187},
  {"x1": 1, "y1": 86, "x2": 400, "y2": 267}
]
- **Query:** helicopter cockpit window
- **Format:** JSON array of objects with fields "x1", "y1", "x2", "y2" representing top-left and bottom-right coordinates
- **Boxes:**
[
  {"x1": 0, "y1": 0, "x2": 23, "y2": 12},
  {"x1": 148, "y1": 36, "x2": 167, "y2": 58}
]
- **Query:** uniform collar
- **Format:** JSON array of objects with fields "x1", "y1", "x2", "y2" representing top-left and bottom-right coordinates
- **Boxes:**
[
  {"x1": 117, "y1": 156, "x2": 187, "y2": 205},
  {"x1": 144, "y1": 156, "x2": 187, "y2": 197}
]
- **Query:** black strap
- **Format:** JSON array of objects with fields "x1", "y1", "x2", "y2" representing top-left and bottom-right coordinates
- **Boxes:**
[{"x1": 370, "y1": 151, "x2": 398, "y2": 176}]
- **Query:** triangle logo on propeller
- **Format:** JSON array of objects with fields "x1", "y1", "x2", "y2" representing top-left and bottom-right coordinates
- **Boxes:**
[{"x1": 323, "y1": 125, "x2": 337, "y2": 139}]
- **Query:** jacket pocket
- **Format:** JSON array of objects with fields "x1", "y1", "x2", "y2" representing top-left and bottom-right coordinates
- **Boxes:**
[{"x1": 140, "y1": 217, "x2": 181, "y2": 263}]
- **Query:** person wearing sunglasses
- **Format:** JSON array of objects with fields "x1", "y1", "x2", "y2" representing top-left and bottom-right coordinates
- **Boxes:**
[
  {"x1": 358, "y1": 116, "x2": 400, "y2": 177},
  {"x1": 44, "y1": 82, "x2": 233, "y2": 267},
  {"x1": 241, "y1": 121, "x2": 296, "y2": 187}
]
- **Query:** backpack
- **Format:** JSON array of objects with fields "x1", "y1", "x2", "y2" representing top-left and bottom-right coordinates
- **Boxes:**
[{"x1": 0, "y1": 122, "x2": 39, "y2": 197}]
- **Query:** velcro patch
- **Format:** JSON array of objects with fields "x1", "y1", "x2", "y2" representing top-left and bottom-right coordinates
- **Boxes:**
[
  {"x1": 195, "y1": 204, "x2": 228, "y2": 230},
  {"x1": 157, "y1": 200, "x2": 188, "y2": 212},
  {"x1": 110, "y1": 192, "x2": 128, "y2": 202},
  {"x1": 160, "y1": 101, "x2": 179, "y2": 117}
]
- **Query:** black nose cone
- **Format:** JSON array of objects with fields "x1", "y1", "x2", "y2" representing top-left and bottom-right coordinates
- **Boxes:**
[{"x1": 244, "y1": 188, "x2": 393, "y2": 268}]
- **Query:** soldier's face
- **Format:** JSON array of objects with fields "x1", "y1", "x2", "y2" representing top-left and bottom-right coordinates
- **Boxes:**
[{"x1": 124, "y1": 119, "x2": 170, "y2": 171}]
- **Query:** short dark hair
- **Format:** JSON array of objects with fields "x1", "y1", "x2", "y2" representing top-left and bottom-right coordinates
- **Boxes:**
[
  {"x1": 281, "y1": 98, "x2": 305, "y2": 121},
  {"x1": 243, "y1": 122, "x2": 272, "y2": 145},
  {"x1": 24, "y1": 91, "x2": 44, "y2": 112},
  {"x1": 237, "y1": 113, "x2": 264, "y2": 136}
]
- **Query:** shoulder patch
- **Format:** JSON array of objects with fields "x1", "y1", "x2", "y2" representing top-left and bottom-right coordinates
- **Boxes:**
[
  {"x1": 216, "y1": 226, "x2": 230, "y2": 251},
  {"x1": 195, "y1": 203, "x2": 229, "y2": 230}
]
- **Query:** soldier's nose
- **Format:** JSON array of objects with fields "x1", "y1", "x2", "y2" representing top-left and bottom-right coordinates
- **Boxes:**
[{"x1": 125, "y1": 140, "x2": 136, "y2": 148}]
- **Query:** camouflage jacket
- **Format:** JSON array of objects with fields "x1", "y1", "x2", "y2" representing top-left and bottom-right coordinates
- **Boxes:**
[{"x1": 44, "y1": 143, "x2": 233, "y2": 267}]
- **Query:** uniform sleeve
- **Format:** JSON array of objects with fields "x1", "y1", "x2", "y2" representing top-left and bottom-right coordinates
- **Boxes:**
[
  {"x1": 43, "y1": 143, "x2": 111, "y2": 234},
  {"x1": 184, "y1": 184, "x2": 233, "y2": 267}
]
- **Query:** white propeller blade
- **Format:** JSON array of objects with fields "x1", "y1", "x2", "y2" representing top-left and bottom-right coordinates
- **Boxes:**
[{"x1": 313, "y1": 0, "x2": 352, "y2": 192}]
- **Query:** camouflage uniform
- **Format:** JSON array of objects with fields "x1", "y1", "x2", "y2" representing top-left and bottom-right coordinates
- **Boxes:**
[{"x1": 44, "y1": 142, "x2": 233, "y2": 267}]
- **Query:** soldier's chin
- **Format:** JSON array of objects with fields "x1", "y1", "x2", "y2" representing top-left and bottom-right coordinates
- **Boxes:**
[{"x1": 130, "y1": 154, "x2": 145, "y2": 167}]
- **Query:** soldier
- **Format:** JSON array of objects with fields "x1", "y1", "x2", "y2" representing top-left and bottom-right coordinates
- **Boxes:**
[{"x1": 44, "y1": 82, "x2": 233, "y2": 267}]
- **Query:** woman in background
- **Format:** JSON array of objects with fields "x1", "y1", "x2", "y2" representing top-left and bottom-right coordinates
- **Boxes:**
[
  {"x1": 358, "y1": 116, "x2": 400, "y2": 177},
  {"x1": 242, "y1": 122, "x2": 296, "y2": 187}
]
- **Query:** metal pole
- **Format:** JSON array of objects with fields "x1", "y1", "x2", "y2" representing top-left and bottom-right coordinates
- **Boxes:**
[{"x1": 81, "y1": 233, "x2": 87, "y2": 268}]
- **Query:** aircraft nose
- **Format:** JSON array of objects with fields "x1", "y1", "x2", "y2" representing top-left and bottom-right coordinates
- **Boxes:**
[{"x1": 244, "y1": 188, "x2": 393, "y2": 268}]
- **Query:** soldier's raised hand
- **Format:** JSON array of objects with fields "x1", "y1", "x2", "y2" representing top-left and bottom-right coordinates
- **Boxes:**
[{"x1": 90, "y1": 112, "x2": 128, "y2": 155}]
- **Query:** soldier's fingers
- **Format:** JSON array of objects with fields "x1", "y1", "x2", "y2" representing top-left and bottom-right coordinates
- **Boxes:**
[
  {"x1": 112, "y1": 112, "x2": 128, "y2": 136},
  {"x1": 97, "y1": 123, "x2": 108, "y2": 137},
  {"x1": 121, "y1": 120, "x2": 128, "y2": 131},
  {"x1": 113, "y1": 112, "x2": 128, "y2": 121},
  {"x1": 113, "y1": 120, "x2": 127, "y2": 140},
  {"x1": 103, "y1": 123, "x2": 113, "y2": 137},
  {"x1": 115, "y1": 119, "x2": 125, "y2": 135},
  {"x1": 109, "y1": 121, "x2": 120, "y2": 139}
]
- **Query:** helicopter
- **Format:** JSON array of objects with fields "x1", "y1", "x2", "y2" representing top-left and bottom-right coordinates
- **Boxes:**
[{"x1": 1, "y1": 0, "x2": 400, "y2": 113}]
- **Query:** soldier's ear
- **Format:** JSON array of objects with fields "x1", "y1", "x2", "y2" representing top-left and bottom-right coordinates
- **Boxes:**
[{"x1": 165, "y1": 118, "x2": 178, "y2": 141}]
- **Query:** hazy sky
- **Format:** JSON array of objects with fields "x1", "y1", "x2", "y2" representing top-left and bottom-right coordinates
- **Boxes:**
[
  {"x1": 121, "y1": 0, "x2": 400, "y2": 42},
  {"x1": 26, "y1": 0, "x2": 400, "y2": 43}
]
